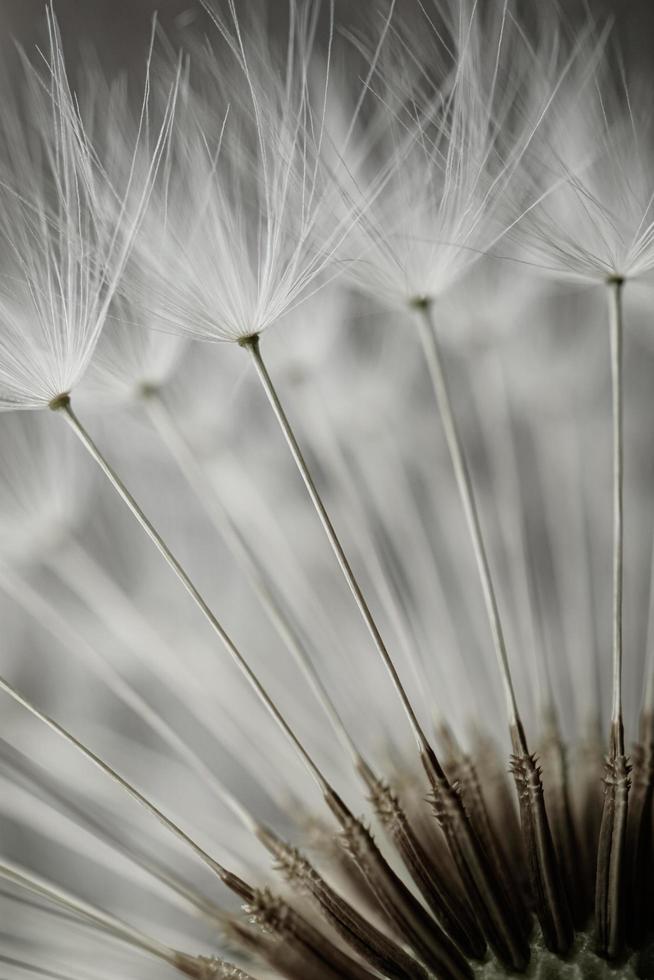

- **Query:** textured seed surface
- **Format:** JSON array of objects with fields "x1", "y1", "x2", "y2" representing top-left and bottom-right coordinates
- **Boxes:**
[{"x1": 476, "y1": 930, "x2": 649, "y2": 978}]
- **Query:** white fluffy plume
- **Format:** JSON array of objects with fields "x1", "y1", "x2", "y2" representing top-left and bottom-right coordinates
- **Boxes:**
[
  {"x1": 0, "y1": 11, "x2": 177, "y2": 411},
  {"x1": 125, "y1": 0, "x2": 377, "y2": 345},
  {"x1": 516, "y1": 50, "x2": 654, "y2": 284},
  {"x1": 328, "y1": 1, "x2": 572, "y2": 308}
]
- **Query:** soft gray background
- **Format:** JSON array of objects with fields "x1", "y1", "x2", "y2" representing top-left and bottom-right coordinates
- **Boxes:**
[{"x1": 2, "y1": 1, "x2": 652, "y2": 71}]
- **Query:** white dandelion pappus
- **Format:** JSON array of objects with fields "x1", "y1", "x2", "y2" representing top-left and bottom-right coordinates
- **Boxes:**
[
  {"x1": 0, "y1": 10, "x2": 178, "y2": 413},
  {"x1": 328, "y1": 0, "x2": 568, "y2": 310},
  {"x1": 128, "y1": 0, "x2": 372, "y2": 345},
  {"x1": 517, "y1": 56, "x2": 654, "y2": 285}
]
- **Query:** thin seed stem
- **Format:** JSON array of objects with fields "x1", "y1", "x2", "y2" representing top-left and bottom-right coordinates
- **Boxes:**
[
  {"x1": 304, "y1": 401, "x2": 441, "y2": 722},
  {"x1": 1, "y1": 740, "x2": 231, "y2": 925},
  {"x1": 144, "y1": 390, "x2": 362, "y2": 769},
  {"x1": 0, "y1": 859, "x2": 184, "y2": 967},
  {"x1": 474, "y1": 349, "x2": 544, "y2": 717},
  {"x1": 53, "y1": 396, "x2": 451, "y2": 962},
  {"x1": 0, "y1": 563, "x2": 258, "y2": 837},
  {"x1": 243, "y1": 336, "x2": 439, "y2": 770},
  {"x1": 53, "y1": 396, "x2": 333, "y2": 800},
  {"x1": 594, "y1": 277, "x2": 630, "y2": 961},
  {"x1": 242, "y1": 337, "x2": 539, "y2": 970},
  {"x1": 415, "y1": 303, "x2": 574, "y2": 953},
  {"x1": 643, "y1": 522, "x2": 654, "y2": 714},
  {"x1": 0, "y1": 867, "x2": 257, "y2": 980},
  {"x1": 609, "y1": 278, "x2": 624, "y2": 740},
  {"x1": 49, "y1": 541, "x2": 291, "y2": 814},
  {"x1": 414, "y1": 303, "x2": 521, "y2": 732},
  {"x1": 0, "y1": 673, "x2": 241, "y2": 887},
  {"x1": 0, "y1": 690, "x2": 375, "y2": 980},
  {"x1": 0, "y1": 956, "x2": 87, "y2": 980}
]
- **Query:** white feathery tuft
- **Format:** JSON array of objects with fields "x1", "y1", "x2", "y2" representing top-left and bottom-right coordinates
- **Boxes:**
[
  {"x1": 0, "y1": 9, "x2": 178, "y2": 412},
  {"x1": 125, "y1": 0, "x2": 382, "y2": 345},
  {"x1": 329, "y1": 0, "x2": 572, "y2": 309},
  {"x1": 514, "y1": 35, "x2": 654, "y2": 285}
]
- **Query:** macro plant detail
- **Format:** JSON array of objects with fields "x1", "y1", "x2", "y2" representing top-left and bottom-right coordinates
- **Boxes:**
[{"x1": 1, "y1": 1, "x2": 654, "y2": 979}]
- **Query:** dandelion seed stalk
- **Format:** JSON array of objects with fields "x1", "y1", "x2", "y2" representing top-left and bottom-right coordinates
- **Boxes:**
[
  {"x1": 241, "y1": 334, "x2": 435, "y2": 757},
  {"x1": 0, "y1": 675, "x2": 389, "y2": 980},
  {"x1": 0, "y1": 859, "x2": 210, "y2": 975},
  {"x1": 142, "y1": 387, "x2": 362, "y2": 770},
  {"x1": 50, "y1": 394, "x2": 330, "y2": 794},
  {"x1": 143, "y1": 383, "x2": 489, "y2": 964},
  {"x1": 49, "y1": 394, "x2": 475, "y2": 979},
  {"x1": 595, "y1": 276, "x2": 631, "y2": 961},
  {"x1": 413, "y1": 297, "x2": 574, "y2": 955},
  {"x1": 242, "y1": 332, "x2": 533, "y2": 971},
  {"x1": 609, "y1": 278, "x2": 625, "y2": 742},
  {"x1": 413, "y1": 300, "x2": 521, "y2": 729}
]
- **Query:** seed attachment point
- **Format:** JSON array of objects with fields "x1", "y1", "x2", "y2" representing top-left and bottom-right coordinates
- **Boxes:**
[
  {"x1": 238, "y1": 333, "x2": 260, "y2": 350},
  {"x1": 139, "y1": 381, "x2": 161, "y2": 400},
  {"x1": 48, "y1": 392, "x2": 71, "y2": 411}
]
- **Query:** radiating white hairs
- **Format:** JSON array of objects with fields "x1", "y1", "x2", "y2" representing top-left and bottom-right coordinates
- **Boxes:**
[{"x1": 0, "y1": 10, "x2": 178, "y2": 411}]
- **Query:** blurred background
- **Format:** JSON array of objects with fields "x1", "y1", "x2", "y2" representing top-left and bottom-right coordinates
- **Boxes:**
[{"x1": 1, "y1": 0, "x2": 653, "y2": 71}]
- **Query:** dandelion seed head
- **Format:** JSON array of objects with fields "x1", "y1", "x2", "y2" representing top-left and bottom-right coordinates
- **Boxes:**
[
  {"x1": 0, "y1": 10, "x2": 177, "y2": 412},
  {"x1": 126, "y1": 1, "x2": 363, "y2": 347},
  {"x1": 332, "y1": 0, "x2": 568, "y2": 311},
  {"x1": 1, "y1": 3, "x2": 654, "y2": 980},
  {"x1": 517, "y1": 54, "x2": 654, "y2": 285}
]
